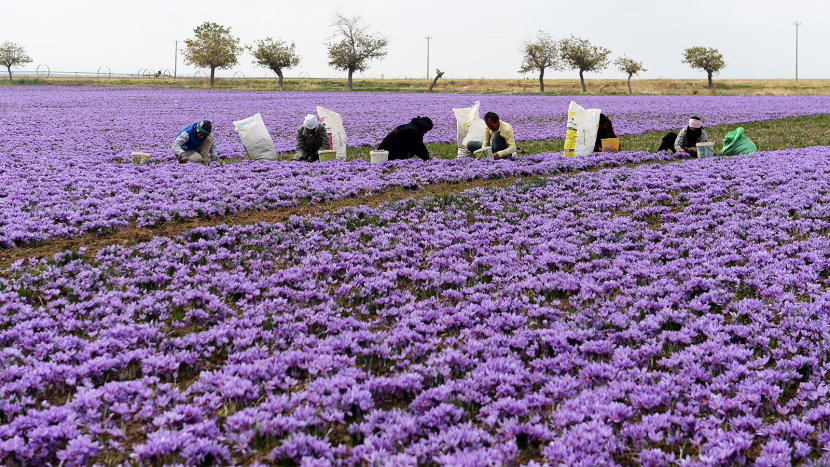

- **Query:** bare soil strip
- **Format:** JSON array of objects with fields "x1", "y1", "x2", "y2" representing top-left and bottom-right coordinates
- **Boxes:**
[{"x1": 0, "y1": 177, "x2": 523, "y2": 271}]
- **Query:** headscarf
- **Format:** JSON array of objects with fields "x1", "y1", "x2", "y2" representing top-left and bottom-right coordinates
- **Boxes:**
[
  {"x1": 686, "y1": 116, "x2": 703, "y2": 146},
  {"x1": 410, "y1": 116, "x2": 433, "y2": 132},
  {"x1": 303, "y1": 114, "x2": 319, "y2": 130},
  {"x1": 688, "y1": 117, "x2": 702, "y2": 129},
  {"x1": 597, "y1": 113, "x2": 614, "y2": 139}
]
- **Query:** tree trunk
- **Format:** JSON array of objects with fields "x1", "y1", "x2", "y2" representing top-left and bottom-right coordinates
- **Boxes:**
[
  {"x1": 6, "y1": 66, "x2": 11, "y2": 83},
  {"x1": 428, "y1": 69, "x2": 444, "y2": 92},
  {"x1": 707, "y1": 71, "x2": 713, "y2": 89},
  {"x1": 579, "y1": 70, "x2": 586, "y2": 93},
  {"x1": 347, "y1": 69, "x2": 354, "y2": 90},
  {"x1": 209, "y1": 66, "x2": 216, "y2": 88},
  {"x1": 627, "y1": 75, "x2": 632, "y2": 95},
  {"x1": 539, "y1": 68, "x2": 545, "y2": 93},
  {"x1": 276, "y1": 69, "x2": 284, "y2": 90}
]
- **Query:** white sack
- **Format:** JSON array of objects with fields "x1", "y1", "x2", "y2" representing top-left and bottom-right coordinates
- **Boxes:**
[
  {"x1": 453, "y1": 101, "x2": 481, "y2": 157},
  {"x1": 317, "y1": 106, "x2": 348, "y2": 161},
  {"x1": 461, "y1": 119, "x2": 488, "y2": 155},
  {"x1": 565, "y1": 101, "x2": 601, "y2": 157},
  {"x1": 233, "y1": 113, "x2": 277, "y2": 161}
]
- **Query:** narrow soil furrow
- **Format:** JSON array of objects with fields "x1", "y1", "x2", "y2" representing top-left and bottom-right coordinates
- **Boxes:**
[
  {"x1": 0, "y1": 177, "x2": 522, "y2": 271},
  {"x1": 0, "y1": 156, "x2": 688, "y2": 271}
]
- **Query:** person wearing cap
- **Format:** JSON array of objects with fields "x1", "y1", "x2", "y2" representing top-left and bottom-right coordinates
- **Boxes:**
[
  {"x1": 674, "y1": 116, "x2": 709, "y2": 156},
  {"x1": 466, "y1": 112, "x2": 517, "y2": 160},
  {"x1": 377, "y1": 116, "x2": 433, "y2": 161},
  {"x1": 294, "y1": 114, "x2": 330, "y2": 162},
  {"x1": 172, "y1": 120, "x2": 217, "y2": 164}
]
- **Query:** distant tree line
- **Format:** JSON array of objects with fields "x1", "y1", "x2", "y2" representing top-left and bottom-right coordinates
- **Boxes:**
[
  {"x1": 180, "y1": 14, "x2": 387, "y2": 90},
  {"x1": 520, "y1": 30, "x2": 726, "y2": 94},
  {"x1": 1, "y1": 41, "x2": 33, "y2": 82},
  {"x1": 2, "y1": 17, "x2": 728, "y2": 92}
]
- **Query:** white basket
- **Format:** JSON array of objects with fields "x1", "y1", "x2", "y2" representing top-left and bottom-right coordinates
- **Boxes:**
[
  {"x1": 318, "y1": 150, "x2": 336, "y2": 162},
  {"x1": 696, "y1": 142, "x2": 715, "y2": 158},
  {"x1": 370, "y1": 150, "x2": 389, "y2": 163},
  {"x1": 473, "y1": 147, "x2": 493, "y2": 160},
  {"x1": 131, "y1": 152, "x2": 151, "y2": 165}
]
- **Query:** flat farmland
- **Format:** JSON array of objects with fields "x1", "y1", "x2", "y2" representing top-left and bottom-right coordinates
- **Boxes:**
[{"x1": 3, "y1": 87, "x2": 830, "y2": 465}]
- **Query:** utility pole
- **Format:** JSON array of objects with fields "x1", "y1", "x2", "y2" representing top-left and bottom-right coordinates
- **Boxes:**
[
  {"x1": 794, "y1": 21, "x2": 801, "y2": 81},
  {"x1": 174, "y1": 40, "x2": 178, "y2": 79},
  {"x1": 425, "y1": 36, "x2": 433, "y2": 81}
]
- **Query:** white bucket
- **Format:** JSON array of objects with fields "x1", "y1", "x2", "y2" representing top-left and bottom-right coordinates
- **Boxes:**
[
  {"x1": 370, "y1": 150, "x2": 389, "y2": 163},
  {"x1": 131, "y1": 152, "x2": 151, "y2": 165},
  {"x1": 318, "y1": 150, "x2": 336, "y2": 162},
  {"x1": 696, "y1": 142, "x2": 715, "y2": 158},
  {"x1": 474, "y1": 147, "x2": 493, "y2": 160}
]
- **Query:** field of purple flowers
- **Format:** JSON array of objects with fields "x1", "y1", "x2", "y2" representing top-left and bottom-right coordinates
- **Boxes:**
[
  {"x1": 4, "y1": 146, "x2": 830, "y2": 465},
  {"x1": 2, "y1": 86, "x2": 829, "y2": 161},
  {"x1": 0, "y1": 150, "x2": 685, "y2": 249},
  {"x1": 2, "y1": 88, "x2": 829, "y2": 250}
]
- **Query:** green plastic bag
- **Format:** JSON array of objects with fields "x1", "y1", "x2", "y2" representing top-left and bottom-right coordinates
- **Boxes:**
[{"x1": 721, "y1": 127, "x2": 757, "y2": 156}]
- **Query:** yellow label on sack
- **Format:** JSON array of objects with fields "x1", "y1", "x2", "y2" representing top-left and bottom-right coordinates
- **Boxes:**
[{"x1": 564, "y1": 129, "x2": 577, "y2": 157}]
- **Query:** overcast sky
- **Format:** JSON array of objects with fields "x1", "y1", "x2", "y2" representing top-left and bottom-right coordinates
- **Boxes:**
[{"x1": 4, "y1": 0, "x2": 829, "y2": 81}]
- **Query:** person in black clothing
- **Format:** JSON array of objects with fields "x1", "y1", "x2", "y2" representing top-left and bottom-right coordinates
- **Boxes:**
[
  {"x1": 657, "y1": 132, "x2": 678, "y2": 153},
  {"x1": 658, "y1": 116, "x2": 708, "y2": 155},
  {"x1": 377, "y1": 117, "x2": 433, "y2": 161},
  {"x1": 593, "y1": 113, "x2": 621, "y2": 152}
]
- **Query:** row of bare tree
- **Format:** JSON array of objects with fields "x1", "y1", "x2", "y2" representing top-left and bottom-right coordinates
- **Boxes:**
[
  {"x1": 0, "y1": 13, "x2": 384, "y2": 89},
  {"x1": 1, "y1": 17, "x2": 727, "y2": 92},
  {"x1": 520, "y1": 31, "x2": 726, "y2": 93},
  {"x1": 183, "y1": 13, "x2": 386, "y2": 89}
]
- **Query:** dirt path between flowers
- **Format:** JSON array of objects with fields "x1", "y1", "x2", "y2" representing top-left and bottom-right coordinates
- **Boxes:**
[
  {"x1": 0, "y1": 158, "x2": 681, "y2": 271},
  {"x1": 0, "y1": 177, "x2": 525, "y2": 271}
]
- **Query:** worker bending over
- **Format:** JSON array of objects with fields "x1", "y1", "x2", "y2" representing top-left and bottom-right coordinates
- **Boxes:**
[
  {"x1": 294, "y1": 114, "x2": 330, "y2": 162},
  {"x1": 378, "y1": 116, "x2": 434, "y2": 161},
  {"x1": 466, "y1": 112, "x2": 516, "y2": 160},
  {"x1": 172, "y1": 120, "x2": 217, "y2": 164}
]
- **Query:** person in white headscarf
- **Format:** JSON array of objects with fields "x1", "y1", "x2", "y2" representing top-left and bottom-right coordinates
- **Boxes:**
[
  {"x1": 674, "y1": 116, "x2": 709, "y2": 156},
  {"x1": 294, "y1": 114, "x2": 330, "y2": 162}
]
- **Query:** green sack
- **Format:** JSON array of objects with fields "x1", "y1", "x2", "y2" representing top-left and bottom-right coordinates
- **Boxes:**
[{"x1": 721, "y1": 127, "x2": 757, "y2": 156}]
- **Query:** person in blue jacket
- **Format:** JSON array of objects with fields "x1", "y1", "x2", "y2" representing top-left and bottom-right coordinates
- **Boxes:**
[{"x1": 171, "y1": 120, "x2": 217, "y2": 163}]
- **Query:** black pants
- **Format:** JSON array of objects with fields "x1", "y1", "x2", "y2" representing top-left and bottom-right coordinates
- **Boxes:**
[{"x1": 658, "y1": 132, "x2": 677, "y2": 153}]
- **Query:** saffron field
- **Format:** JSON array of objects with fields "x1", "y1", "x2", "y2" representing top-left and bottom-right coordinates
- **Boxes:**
[{"x1": 2, "y1": 87, "x2": 830, "y2": 465}]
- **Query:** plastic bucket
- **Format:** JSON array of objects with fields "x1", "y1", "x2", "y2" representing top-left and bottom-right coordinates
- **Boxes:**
[
  {"x1": 131, "y1": 152, "x2": 151, "y2": 165},
  {"x1": 474, "y1": 147, "x2": 493, "y2": 160},
  {"x1": 601, "y1": 138, "x2": 620, "y2": 153},
  {"x1": 370, "y1": 150, "x2": 389, "y2": 163},
  {"x1": 696, "y1": 142, "x2": 715, "y2": 158},
  {"x1": 318, "y1": 150, "x2": 336, "y2": 162}
]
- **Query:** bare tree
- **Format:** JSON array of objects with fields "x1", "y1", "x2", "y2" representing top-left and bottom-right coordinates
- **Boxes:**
[
  {"x1": 327, "y1": 12, "x2": 388, "y2": 90},
  {"x1": 518, "y1": 30, "x2": 561, "y2": 92},
  {"x1": 182, "y1": 22, "x2": 242, "y2": 88},
  {"x1": 428, "y1": 68, "x2": 444, "y2": 92},
  {"x1": 682, "y1": 46, "x2": 725, "y2": 89},
  {"x1": 615, "y1": 56, "x2": 646, "y2": 95},
  {"x1": 559, "y1": 36, "x2": 612, "y2": 93},
  {"x1": 0, "y1": 41, "x2": 33, "y2": 82},
  {"x1": 248, "y1": 37, "x2": 301, "y2": 90}
]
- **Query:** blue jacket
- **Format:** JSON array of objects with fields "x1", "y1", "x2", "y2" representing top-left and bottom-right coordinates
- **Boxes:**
[{"x1": 176, "y1": 122, "x2": 202, "y2": 151}]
